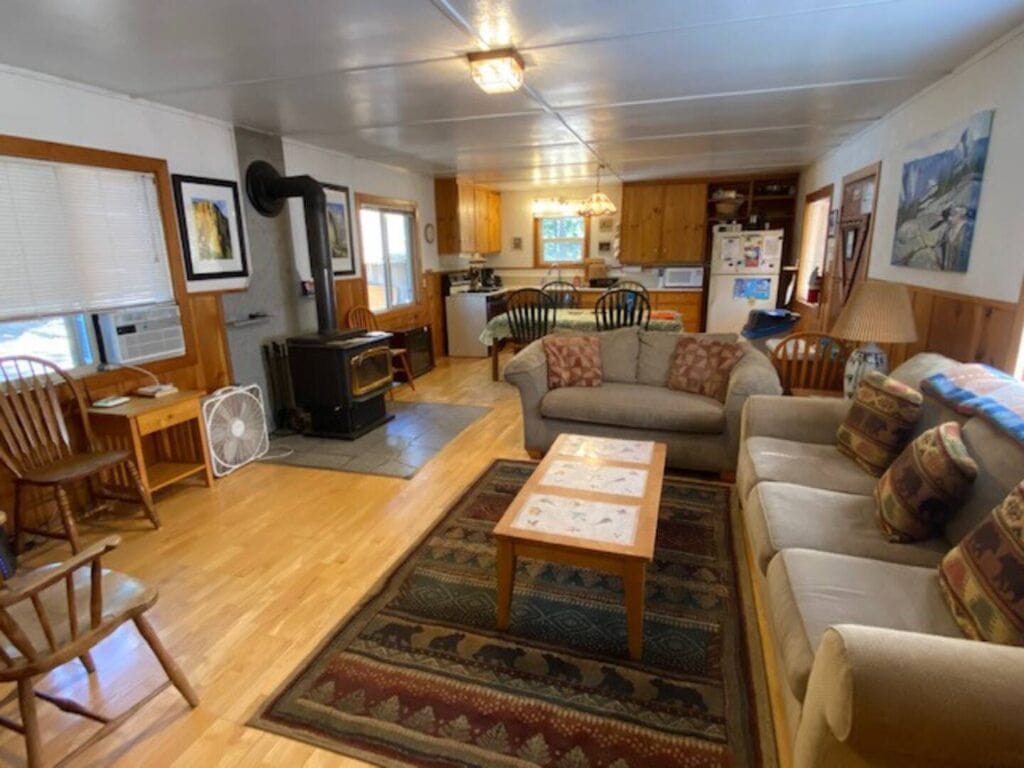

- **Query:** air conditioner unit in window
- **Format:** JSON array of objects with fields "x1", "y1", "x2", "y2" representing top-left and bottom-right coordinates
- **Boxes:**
[{"x1": 95, "y1": 304, "x2": 185, "y2": 365}]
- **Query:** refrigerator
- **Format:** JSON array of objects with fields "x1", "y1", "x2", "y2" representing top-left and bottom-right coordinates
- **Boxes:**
[{"x1": 706, "y1": 229, "x2": 784, "y2": 333}]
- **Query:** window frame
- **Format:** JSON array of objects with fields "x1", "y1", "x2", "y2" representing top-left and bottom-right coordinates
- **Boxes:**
[
  {"x1": 0, "y1": 134, "x2": 199, "y2": 389},
  {"x1": 794, "y1": 184, "x2": 834, "y2": 308},
  {"x1": 533, "y1": 215, "x2": 590, "y2": 267},
  {"x1": 354, "y1": 193, "x2": 422, "y2": 317}
]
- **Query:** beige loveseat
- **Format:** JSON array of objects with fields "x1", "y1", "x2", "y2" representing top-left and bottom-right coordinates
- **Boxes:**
[
  {"x1": 504, "y1": 328, "x2": 782, "y2": 472},
  {"x1": 737, "y1": 352, "x2": 1024, "y2": 767}
]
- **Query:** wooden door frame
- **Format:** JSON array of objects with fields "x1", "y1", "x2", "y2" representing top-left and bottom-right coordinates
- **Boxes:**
[{"x1": 791, "y1": 183, "x2": 833, "y2": 329}]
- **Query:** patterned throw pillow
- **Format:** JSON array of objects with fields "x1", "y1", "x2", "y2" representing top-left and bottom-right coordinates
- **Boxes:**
[
  {"x1": 667, "y1": 337, "x2": 745, "y2": 403},
  {"x1": 939, "y1": 483, "x2": 1024, "y2": 646},
  {"x1": 543, "y1": 335, "x2": 602, "y2": 389},
  {"x1": 875, "y1": 422, "x2": 978, "y2": 542},
  {"x1": 836, "y1": 371, "x2": 923, "y2": 476}
]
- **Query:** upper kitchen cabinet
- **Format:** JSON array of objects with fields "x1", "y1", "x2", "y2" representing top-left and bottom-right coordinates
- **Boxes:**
[
  {"x1": 435, "y1": 178, "x2": 501, "y2": 255},
  {"x1": 619, "y1": 181, "x2": 707, "y2": 264}
]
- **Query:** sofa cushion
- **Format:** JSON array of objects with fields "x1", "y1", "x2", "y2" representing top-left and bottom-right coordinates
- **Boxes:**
[
  {"x1": 637, "y1": 330, "x2": 737, "y2": 386},
  {"x1": 745, "y1": 482, "x2": 947, "y2": 575},
  {"x1": 875, "y1": 422, "x2": 978, "y2": 543},
  {"x1": 836, "y1": 371, "x2": 923, "y2": 476},
  {"x1": 540, "y1": 382, "x2": 725, "y2": 434},
  {"x1": 598, "y1": 327, "x2": 640, "y2": 384},
  {"x1": 766, "y1": 549, "x2": 963, "y2": 702},
  {"x1": 544, "y1": 335, "x2": 602, "y2": 389},
  {"x1": 949, "y1": 417, "x2": 1024, "y2": 543},
  {"x1": 668, "y1": 337, "x2": 745, "y2": 402},
  {"x1": 940, "y1": 483, "x2": 1024, "y2": 646},
  {"x1": 737, "y1": 436, "x2": 877, "y2": 502}
]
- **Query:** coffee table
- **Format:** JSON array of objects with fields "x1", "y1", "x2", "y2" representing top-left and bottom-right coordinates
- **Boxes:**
[{"x1": 493, "y1": 434, "x2": 666, "y2": 660}]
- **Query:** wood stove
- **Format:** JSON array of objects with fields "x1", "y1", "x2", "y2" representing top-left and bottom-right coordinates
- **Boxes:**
[
  {"x1": 245, "y1": 161, "x2": 394, "y2": 439},
  {"x1": 286, "y1": 330, "x2": 394, "y2": 438}
]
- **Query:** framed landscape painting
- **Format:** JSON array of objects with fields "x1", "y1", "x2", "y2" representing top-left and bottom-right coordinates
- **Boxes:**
[
  {"x1": 891, "y1": 109, "x2": 994, "y2": 273},
  {"x1": 324, "y1": 183, "x2": 356, "y2": 276},
  {"x1": 172, "y1": 175, "x2": 248, "y2": 282}
]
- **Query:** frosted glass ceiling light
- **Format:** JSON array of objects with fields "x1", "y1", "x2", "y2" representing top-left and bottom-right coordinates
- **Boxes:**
[{"x1": 468, "y1": 48, "x2": 525, "y2": 94}]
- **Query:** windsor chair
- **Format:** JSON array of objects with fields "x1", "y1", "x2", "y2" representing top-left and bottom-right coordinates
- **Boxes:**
[
  {"x1": 594, "y1": 288, "x2": 652, "y2": 331},
  {"x1": 771, "y1": 332, "x2": 855, "y2": 393},
  {"x1": 0, "y1": 356, "x2": 159, "y2": 554}
]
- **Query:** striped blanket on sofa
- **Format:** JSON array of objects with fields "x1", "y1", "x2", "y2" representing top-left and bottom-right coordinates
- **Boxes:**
[{"x1": 922, "y1": 363, "x2": 1024, "y2": 442}]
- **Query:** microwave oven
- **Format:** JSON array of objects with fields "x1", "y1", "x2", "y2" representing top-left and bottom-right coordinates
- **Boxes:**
[{"x1": 661, "y1": 266, "x2": 704, "y2": 289}]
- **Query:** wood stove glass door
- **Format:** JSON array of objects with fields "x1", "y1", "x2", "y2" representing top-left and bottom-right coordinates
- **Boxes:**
[{"x1": 350, "y1": 346, "x2": 393, "y2": 396}]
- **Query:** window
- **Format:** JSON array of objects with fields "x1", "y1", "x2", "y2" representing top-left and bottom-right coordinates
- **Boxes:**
[
  {"x1": 0, "y1": 314, "x2": 94, "y2": 370},
  {"x1": 358, "y1": 198, "x2": 419, "y2": 313},
  {"x1": 535, "y1": 216, "x2": 589, "y2": 266},
  {"x1": 0, "y1": 153, "x2": 178, "y2": 371}
]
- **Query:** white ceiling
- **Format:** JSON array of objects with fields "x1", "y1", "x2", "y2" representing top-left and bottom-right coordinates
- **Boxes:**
[{"x1": 0, "y1": 0, "x2": 1022, "y2": 188}]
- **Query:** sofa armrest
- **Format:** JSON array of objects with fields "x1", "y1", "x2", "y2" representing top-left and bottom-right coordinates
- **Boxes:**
[
  {"x1": 723, "y1": 347, "x2": 783, "y2": 464},
  {"x1": 795, "y1": 625, "x2": 1024, "y2": 768},
  {"x1": 504, "y1": 339, "x2": 549, "y2": 452},
  {"x1": 741, "y1": 394, "x2": 851, "y2": 446}
]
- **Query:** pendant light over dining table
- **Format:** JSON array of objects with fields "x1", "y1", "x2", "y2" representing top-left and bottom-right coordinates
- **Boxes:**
[{"x1": 577, "y1": 166, "x2": 617, "y2": 217}]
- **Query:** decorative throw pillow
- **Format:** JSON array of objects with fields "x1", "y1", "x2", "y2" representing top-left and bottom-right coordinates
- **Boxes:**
[
  {"x1": 543, "y1": 335, "x2": 602, "y2": 389},
  {"x1": 939, "y1": 483, "x2": 1024, "y2": 646},
  {"x1": 667, "y1": 337, "x2": 745, "y2": 402},
  {"x1": 875, "y1": 422, "x2": 978, "y2": 542},
  {"x1": 836, "y1": 370, "x2": 923, "y2": 476}
]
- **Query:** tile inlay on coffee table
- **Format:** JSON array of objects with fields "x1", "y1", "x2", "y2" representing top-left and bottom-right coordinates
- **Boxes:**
[{"x1": 493, "y1": 433, "x2": 667, "y2": 660}]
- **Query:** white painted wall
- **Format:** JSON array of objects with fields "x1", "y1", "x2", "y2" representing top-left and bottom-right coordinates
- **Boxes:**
[
  {"x1": 798, "y1": 28, "x2": 1024, "y2": 303},
  {"x1": 0, "y1": 64, "x2": 247, "y2": 292},
  {"x1": 281, "y1": 139, "x2": 439, "y2": 283}
]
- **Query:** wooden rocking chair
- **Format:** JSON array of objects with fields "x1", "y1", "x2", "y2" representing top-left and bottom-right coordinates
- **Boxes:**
[
  {"x1": 0, "y1": 356, "x2": 159, "y2": 554},
  {"x1": 0, "y1": 521, "x2": 197, "y2": 767}
]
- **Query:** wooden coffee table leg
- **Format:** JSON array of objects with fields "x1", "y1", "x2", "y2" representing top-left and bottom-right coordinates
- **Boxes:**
[
  {"x1": 491, "y1": 339, "x2": 501, "y2": 382},
  {"x1": 496, "y1": 538, "x2": 516, "y2": 630},
  {"x1": 623, "y1": 560, "x2": 647, "y2": 661}
]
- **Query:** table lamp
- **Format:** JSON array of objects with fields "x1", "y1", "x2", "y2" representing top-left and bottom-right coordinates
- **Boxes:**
[{"x1": 831, "y1": 281, "x2": 918, "y2": 397}]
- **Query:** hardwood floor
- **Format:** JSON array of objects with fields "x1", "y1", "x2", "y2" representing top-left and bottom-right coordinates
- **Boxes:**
[{"x1": 0, "y1": 356, "x2": 529, "y2": 767}]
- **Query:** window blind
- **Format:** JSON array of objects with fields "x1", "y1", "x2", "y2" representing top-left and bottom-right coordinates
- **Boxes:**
[{"x1": 0, "y1": 156, "x2": 174, "y2": 321}]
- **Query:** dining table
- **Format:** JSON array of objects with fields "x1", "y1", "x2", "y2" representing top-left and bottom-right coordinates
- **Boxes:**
[{"x1": 480, "y1": 307, "x2": 684, "y2": 381}]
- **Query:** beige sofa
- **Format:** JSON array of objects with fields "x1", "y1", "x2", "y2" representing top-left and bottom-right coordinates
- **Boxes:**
[
  {"x1": 504, "y1": 327, "x2": 782, "y2": 472},
  {"x1": 737, "y1": 352, "x2": 1024, "y2": 767}
]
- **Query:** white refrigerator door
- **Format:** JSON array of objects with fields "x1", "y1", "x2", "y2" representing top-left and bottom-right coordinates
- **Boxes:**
[{"x1": 705, "y1": 274, "x2": 780, "y2": 334}]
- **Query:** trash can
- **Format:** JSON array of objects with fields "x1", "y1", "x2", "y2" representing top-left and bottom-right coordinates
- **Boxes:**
[{"x1": 741, "y1": 309, "x2": 801, "y2": 355}]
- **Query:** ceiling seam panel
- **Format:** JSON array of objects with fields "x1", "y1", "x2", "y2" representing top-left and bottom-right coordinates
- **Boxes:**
[{"x1": 427, "y1": 0, "x2": 622, "y2": 180}]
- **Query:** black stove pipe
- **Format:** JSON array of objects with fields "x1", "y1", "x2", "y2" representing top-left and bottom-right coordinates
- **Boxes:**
[{"x1": 245, "y1": 160, "x2": 337, "y2": 334}]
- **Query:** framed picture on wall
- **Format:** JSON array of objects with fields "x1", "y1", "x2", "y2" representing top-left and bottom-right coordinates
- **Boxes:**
[
  {"x1": 172, "y1": 175, "x2": 249, "y2": 283},
  {"x1": 324, "y1": 183, "x2": 356, "y2": 276}
]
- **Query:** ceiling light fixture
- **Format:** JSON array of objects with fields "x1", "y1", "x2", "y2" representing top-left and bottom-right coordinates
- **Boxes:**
[
  {"x1": 467, "y1": 48, "x2": 525, "y2": 94},
  {"x1": 578, "y1": 166, "x2": 617, "y2": 217}
]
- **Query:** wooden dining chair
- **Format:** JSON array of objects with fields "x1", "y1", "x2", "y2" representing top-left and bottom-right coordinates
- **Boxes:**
[
  {"x1": 771, "y1": 332, "x2": 855, "y2": 393},
  {"x1": 506, "y1": 289, "x2": 556, "y2": 352},
  {"x1": 345, "y1": 306, "x2": 415, "y2": 400},
  {"x1": 0, "y1": 356, "x2": 159, "y2": 555},
  {"x1": 541, "y1": 280, "x2": 580, "y2": 309},
  {"x1": 0, "y1": 520, "x2": 198, "y2": 768},
  {"x1": 594, "y1": 288, "x2": 652, "y2": 331},
  {"x1": 614, "y1": 280, "x2": 649, "y2": 297}
]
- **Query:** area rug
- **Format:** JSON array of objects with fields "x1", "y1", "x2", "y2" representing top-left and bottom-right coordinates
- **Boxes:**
[
  {"x1": 263, "y1": 401, "x2": 491, "y2": 478},
  {"x1": 251, "y1": 460, "x2": 761, "y2": 767}
]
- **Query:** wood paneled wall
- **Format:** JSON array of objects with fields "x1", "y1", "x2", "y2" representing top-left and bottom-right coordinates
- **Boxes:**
[
  {"x1": 333, "y1": 270, "x2": 446, "y2": 362},
  {"x1": 887, "y1": 281, "x2": 1024, "y2": 372}
]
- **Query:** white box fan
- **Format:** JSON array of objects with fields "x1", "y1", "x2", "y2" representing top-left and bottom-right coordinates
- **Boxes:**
[{"x1": 202, "y1": 384, "x2": 270, "y2": 477}]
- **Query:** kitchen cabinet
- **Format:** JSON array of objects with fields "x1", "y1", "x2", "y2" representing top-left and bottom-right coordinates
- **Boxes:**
[
  {"x1": 620, "y1": 182, "x2": 707, "y2": 264},
  {"x1": 435, "y1": 178, "x2": 501, "y2": 255},
  {"x1": 652, "y1": 290, "x2": 703, "y2": 333}
]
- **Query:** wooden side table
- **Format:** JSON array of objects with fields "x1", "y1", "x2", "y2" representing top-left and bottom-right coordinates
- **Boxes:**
[{"x1": 88, "y1": 390, "x2": 214, "y2": 496}]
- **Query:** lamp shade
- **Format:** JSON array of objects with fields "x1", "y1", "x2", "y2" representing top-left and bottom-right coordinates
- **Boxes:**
[{"x1": 832, "y1": 281, "x2": 918, "y2": 343}]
